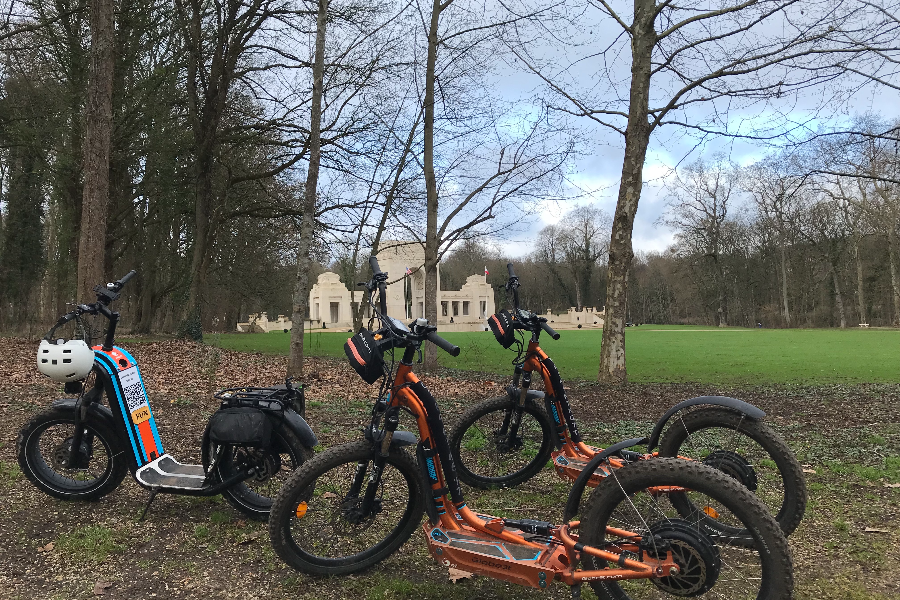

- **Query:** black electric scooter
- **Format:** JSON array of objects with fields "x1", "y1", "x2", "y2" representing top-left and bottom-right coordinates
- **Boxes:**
[{"x1": 17, "y1": 271, "x2": 317, "y2": 520}]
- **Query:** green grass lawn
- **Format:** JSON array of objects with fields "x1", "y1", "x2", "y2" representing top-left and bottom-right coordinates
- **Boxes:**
[{"x1": 208, "y1": 326, "x2": 900, "y2": 385}]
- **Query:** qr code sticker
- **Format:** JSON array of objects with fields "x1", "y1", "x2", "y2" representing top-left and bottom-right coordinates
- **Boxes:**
[{"x1": 123, "y1": 381, "x2": 146, "y2": 411}]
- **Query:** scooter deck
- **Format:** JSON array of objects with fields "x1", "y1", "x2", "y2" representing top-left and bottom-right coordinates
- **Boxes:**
[
  {"x1": 551, "y1": 446, "x2": 611, "y2": 485},
  {"x1": 136, "y1": 454, "x2": 207, "y2": 490},
  {"x1": 423, "y1": 519, "x2": 569, "y2": 589}
]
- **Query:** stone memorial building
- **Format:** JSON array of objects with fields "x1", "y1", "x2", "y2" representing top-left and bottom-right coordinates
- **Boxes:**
[{"x1": 238, "y1": 241, "x2": 496, "y2": 333}]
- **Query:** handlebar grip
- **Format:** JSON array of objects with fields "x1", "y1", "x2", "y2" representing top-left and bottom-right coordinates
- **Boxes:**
[
  {"x1": 507, "y1": 263, "x2": 516, "y2": 278},
  {"x1": 117, "y1": 270, "x2": 137, "y2": 288},
  {"x1": 426, "y1": 331, "x2": 460, "y2": 357},
  {"x1": 369, "y1": 255, "x2": 382, "y2": 275},
  {"x1": 540, "y1": 321, "x2": 560, "y2": 340},
  {"x1": 369, "y1": 256, "x2": 387, "y2": 314}
]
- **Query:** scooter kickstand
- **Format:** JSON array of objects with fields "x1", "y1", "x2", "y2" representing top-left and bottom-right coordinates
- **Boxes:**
[
  {"x1": 139, "y1": 489, "x2": 159, "y2": 521},
  {"x1": 570, "y1": 581, "x2": 582, "y2": 600}
]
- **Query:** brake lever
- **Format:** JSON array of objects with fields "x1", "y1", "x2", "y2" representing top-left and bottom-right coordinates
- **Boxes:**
[{"x1": 417, "y1": 348, "x2": 423, "y2": 364}]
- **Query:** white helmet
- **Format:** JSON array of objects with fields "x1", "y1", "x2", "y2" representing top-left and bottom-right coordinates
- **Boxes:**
[{"x1": 37, "y1": 339, "x2": 95, "y2": 382}]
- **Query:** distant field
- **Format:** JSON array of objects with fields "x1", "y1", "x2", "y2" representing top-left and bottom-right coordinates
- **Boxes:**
[{"x1": 208, "y1": 326, "x2": 900, "y2": 385}]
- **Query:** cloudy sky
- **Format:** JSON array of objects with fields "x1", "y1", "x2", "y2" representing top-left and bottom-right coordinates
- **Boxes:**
[{"x1": 479, "y1": 0, "x2": 900, "y2": 258}]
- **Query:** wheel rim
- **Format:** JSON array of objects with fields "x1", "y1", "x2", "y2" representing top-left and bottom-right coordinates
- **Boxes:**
[
  {"x1": 588, "y1": 468, "x2": 770, "y2": 599},
  {"x1": 27, "y1": 420, "x2": 113, "y2": 492},
  {"x1": 456, "y1": 407, "x2": 547, "y2": 484},
  {"x1": 284, "y1": 455, "x2": 417, "y2": 565}
]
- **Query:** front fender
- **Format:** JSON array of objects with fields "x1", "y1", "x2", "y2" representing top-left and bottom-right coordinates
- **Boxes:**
[
  {"x1": 50, "y1": 398, "x2": 132, "y2": 469},
  {"x1": 563, "y1": 437, "x2": 647, "y2": 522},
  {"x1": 51, "y1": 398, "x2": 121, "y2": 432},
  {"x1": 505, "y1": 385, "x2": 545, "y2": 402},
  {"x1": 645, "y1": 396, "x2": 765, "y2": 452}
]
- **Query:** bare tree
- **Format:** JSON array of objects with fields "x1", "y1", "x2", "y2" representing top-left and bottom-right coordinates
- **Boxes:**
[
  {"x1": 288, "y1": 0, "x2": 329, "y2": 377},
  {"x1": 663, "y1": 156, "x2": 740, "y2": 327},
  {"x1": 743, "y1": 156, "x2": 810, "y2": 327},
  {"x1": 536, "y1": 205, "x2": 611, "y2": 311},
  {"x1": 799, "y1": 195, "x2": 850, "y2": 328},
  {"x1": 418, "y1": 0, "x2": 569, "y2": 369},
  {"x1": 512, "y1": 0, "x2": 860, "y2": 381},
  {"x1": 76, "y1": 0, "x2": 114, "y2": 300}
]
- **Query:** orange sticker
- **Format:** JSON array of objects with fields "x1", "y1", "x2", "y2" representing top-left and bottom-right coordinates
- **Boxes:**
[{"x1": 131, "y1": 405, "x2": 151, "y2": 424}]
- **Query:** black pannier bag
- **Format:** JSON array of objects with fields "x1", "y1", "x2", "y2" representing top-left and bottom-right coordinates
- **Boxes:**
[
  {"x1": 344, "y1": 328, "x2": 386, "y2": 384},
  {"x1": 208, "y1": 407, "x2": 273, "y2": 448},
  {"x1": 488, "y1": 309, "x2": 516, "y2": 349}
]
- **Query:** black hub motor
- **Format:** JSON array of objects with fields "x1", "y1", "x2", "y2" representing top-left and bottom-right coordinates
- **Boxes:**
[
  {"x1": 642, "y1": 520, "x2": 722, "y2": 597},
  {"x1": 703, "y1": 450, "x2": 758, "y2": 492},
  {"x1": 234, "y1": 447, "x2": 281, "y2": 482},
  {"x1": 493, "y1": 431, "x2": 523, "y2": 453}
]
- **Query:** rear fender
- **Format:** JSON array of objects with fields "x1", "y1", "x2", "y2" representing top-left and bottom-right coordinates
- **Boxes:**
[
  {"x1": 645, "y1": 396, "x2": 765, "y2": 452},
  {"x1": 280, "y1": 409, "x2": 319, "y2": 448}
]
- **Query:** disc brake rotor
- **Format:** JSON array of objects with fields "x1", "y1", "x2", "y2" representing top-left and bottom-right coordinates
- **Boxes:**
[{"x1": 52, "y1": 437, "x2": 91, "y2": 471}]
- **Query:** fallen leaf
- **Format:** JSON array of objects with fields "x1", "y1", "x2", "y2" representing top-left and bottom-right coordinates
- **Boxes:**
[
  {"x1": 322, "y1": 492, "x2": 338, "y2": 499},
  {"x1": 884, "y1": 483, "x2": 900, "y2": 488},
  {"x1": 236, "y1": 531, "x2": 264, "y2": 545},
  {"x1": 37, "y1": 542, "x2": 54, "y2": 552},
  {"x1": 864, "y1": 527, "x2": 889, "y2": 533},
  {"x1": 802, "y1": 468, "x2": 816, "y2": 474},
  {"x1": 448, "y1": 567, "x2": 475, "y2": 583},
  {"x1": 93, "y1": 581, "x2": 113, "y2": 595}
]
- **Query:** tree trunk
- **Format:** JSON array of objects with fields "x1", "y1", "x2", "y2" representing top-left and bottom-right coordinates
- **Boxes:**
[
  {"x1": 887, "y1": 228, "x2": 900, "y2": 326},
  {"x1": 831, "y1": 264, "x2": 846, "y2": 329},
  {"x1": 288, "y1": 0, "x2": 328, "y2": 377},
  {"x1": 598, "y1": 0, "x2": 654, "y2": 383},
  {"x1": 854, "y1": 238, "x2": 866, "y2": 324},
  {"x1": 422, "y1": 0, "x2": 442, "y2": 371},
  {"x1": 574, "y1": 271, "x2": 583, "y2": 311},
  {"x1": 779, "y1": 244, "x2": 791, "y2": 326},
  {"x1": 77, "y1": 0, "x2": 115, "y2": 302},
  {"x1": 183, "y1": 152, "x2": 213, "y2": 340}
]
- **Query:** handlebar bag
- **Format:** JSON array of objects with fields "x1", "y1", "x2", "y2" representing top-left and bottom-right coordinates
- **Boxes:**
[
  {"x1": 208, "y1": 407, "x2": 273, "y2": 448},
  {"x1": 344, "y1": 328, "x2": 385, "y2": 384},
  {"x1": 488, "y1": 309, "x2": 516, "y2": 349}
]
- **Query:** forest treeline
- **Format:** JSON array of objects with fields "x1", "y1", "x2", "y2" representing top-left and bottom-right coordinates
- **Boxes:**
[
  {"x1": 0, "y1": 0, "x2": 899, "y2": 378},
  {"x1": 445, "y1": 122, "x2": 900, "y2": 330}
]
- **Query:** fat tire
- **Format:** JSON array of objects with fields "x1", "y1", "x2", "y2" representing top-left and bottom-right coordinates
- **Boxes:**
[
  {"x1": 202, "y1": 426, "x2": 313, "y2": 521},
  {"x1": 581, "y1": 458, "x2": 793, "y2": 600},
  {"x1": 16, "y1": 405, "x2": 127, "y2": 501},
  {"x1": 269, "y1": 439, "x2": 425, "y2": 575},
  {"x1": 449, "y1": 395, "x2": 553, "y2": 489},
  {"x1": 658, "y1": 407, "x2": 807, "y2": 537}
]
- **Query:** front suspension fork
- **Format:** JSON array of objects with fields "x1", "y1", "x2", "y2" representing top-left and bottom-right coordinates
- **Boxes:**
[
  {"x1": 351, "y1": 408, "x2": 400, "y2": 517},
  {"x1": 501, "y1": 370, "x2": 532, "y2": 444},
  {"x1": 67, "y1": 393, "x2": 99, "y2": 468}
]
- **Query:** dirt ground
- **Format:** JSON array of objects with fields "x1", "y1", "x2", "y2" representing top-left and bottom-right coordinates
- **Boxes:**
[{"x1": 1, "y1": 337, "x2": 898, "y2": 600}]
